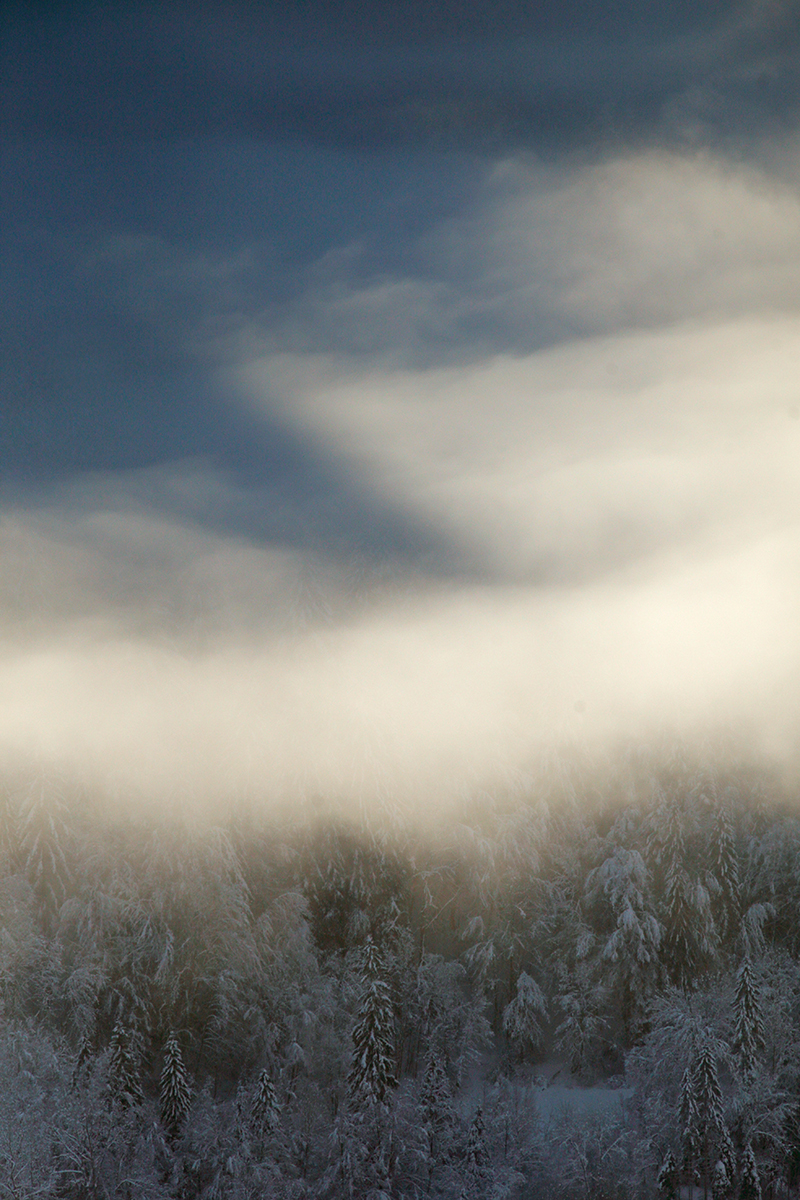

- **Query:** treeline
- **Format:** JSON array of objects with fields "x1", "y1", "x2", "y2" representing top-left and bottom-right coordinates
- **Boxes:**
[{"x1": 2, "y1": 743, "x2": 800, "y2": 1197}]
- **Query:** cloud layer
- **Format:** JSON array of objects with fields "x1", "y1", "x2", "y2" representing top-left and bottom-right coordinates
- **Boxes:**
[{"x1": 3, "y1": 136, "x2": 800, "y2": 817}]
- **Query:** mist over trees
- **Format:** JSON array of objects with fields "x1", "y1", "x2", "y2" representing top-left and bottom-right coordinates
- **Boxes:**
[{"x1": 2, "y1": 740, "x2": 800, "y2": 1198}]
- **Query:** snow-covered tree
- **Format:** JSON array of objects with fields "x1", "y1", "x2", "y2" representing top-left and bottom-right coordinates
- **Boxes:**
[
  {"x1": 419, "y1": 1054, "x2": 456, "y2": 1156},
  {"x1": 18, "y1": 779, "x2": 72, "y2": 928},
  {"x1": 502, "y1": 971, "x2": 547, "y2": 1063},
  {"x1": 418, "y1": 1054, "x2": 458, "y2": 1193},
  {"x1": 584, "y1": 846, "x2": 661, "y2": 1037},
  {"x1": 732, "y1": 957, "x2": 764, "y2": 1078},
  {"x1": 408, "y1": 953, "x2": 492, "y2": 1084},
  {"x1": 647, "y1": 788, "x2": 717, "y2": 989},
  {"x1": 251, "y1": 1066, "x2": 280, "y2": 1136},
  {"x1": 108, "y1": 1020, "x2": 143, "y2": 1108},
  {"x1": 461, "y1": 1106, "x2": 491, "y2": 1200},
  {"x1": 681, "y1": 1036, "x2": 729, "y2": 1196},
  {"x1": 348, "y1": 939, "x2": 397, "y2": 1108},
  {"x1": 554, "y1": 975, "x2": 609, "y2": 1078},
  {"x1": 160, "y1": 1031, "x2": 192, "y2": 1143},
  {"x1": 712, "y1": 1155, "x2": 734, "y2": 1200},
  {"x1": 657, "y1": 1148, "x2": 679, "y2": 1198},
  {"x1": 740, "y1": 1142, "x2": 762, "y2": 1200},
  {"x1": 710, "y1": 801, "x2": 740, "y2": 944}
]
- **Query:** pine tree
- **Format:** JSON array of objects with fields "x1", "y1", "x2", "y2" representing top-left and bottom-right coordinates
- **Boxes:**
[
  {"x1": 72, "y1": 1029, "x2": 94, "y2": 1087},
  {"x1": 685, "y1": 1037, "x2": 728, "y2": 1197},
  {"x1": 251, "y1": 1067, "x2": 280, "y2": 1136},
  {"x1": 710, "y1": 803, "x2": 740, "y2": 943},
  {"x1": 109, "y1": 1021, "x2": 143, "y2": 1108},
  {"x1": 502, "y1": 971, "x2": 547, "y2": 1062},
  {"x1": 18, "y1": 780, "x2": 71, "y2": 929},
  {"x1": 712, "y1": 1157, "x2": 733, "y2": 1200},
  {"x1": 584, "y1": 846, "x2": 661, "y2": 1038},
  {"x1": 719, "y1": 1126, "x2": 737, "y2": 1198},
  {"x1": 420, "y1": 1054, "x2": 455, "y2": 1159},
  {"x1": 732, "y1": 957, "x2": 764, "y2": 1077},
  {"x1": 461, "y1": 1107, "x2": 490, "y2": 1200},
  {"x1": 348, "y1": 939, "x2": 397, "y2": 1107},
  {"x1": 678, "y1": 1031, "x2": 730, "y2": 1195},
  {"x1": 657, "y1": 1149, "x2": 679, "y2": 1198},
  {"x1": 740, "y1": 1143, "x2": 761, "y2": 1200},
  {"x1": 680, "y1": 1053, "x2": 701, "y2": 1183},
  {"x1": 160, "y1": 1031, "x2": 192, "y2": 1143},
  {"x1": 657, "y1": 796, "x2": 716, "y2": 988}
]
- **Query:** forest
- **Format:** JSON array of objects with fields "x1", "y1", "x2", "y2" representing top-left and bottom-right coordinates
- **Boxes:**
[{"x1": 2, "y1": 738, "x2": 800, "y2": 1200}]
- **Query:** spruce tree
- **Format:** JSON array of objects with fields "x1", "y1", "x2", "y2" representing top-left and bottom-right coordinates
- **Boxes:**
[
  {"x1": 420, "y1": 1054, "x2": 455, "y2": 1161},
  {"x1": 160, "y1": 1031, "x2": 192, "y2": 1143},
  {"x1": 657, "y1": 1149, "x2": 679, "y2": 1199},
  {"x1": 72, "y1": 1029, "x2": 94, "y2": 1087},
  {"x1": 461, "y1": 1107, "x2": 490, "y2": 1200},
  {"x1": 109, "y1": 1021, "x2": 143, "y2": 1108},
  {"x1": 502, "y1": 971, "x2": 547, "y2": 1062},
  {"x1": 683, "y1": 1037, "x2": 728, "y2": 1198},
  {"x1": 732, "y1": 957, "x2": 764, "y2": 1077},
  {"x1": 740, "y1": 1143, "x2": 761, "y2": 1200},
  {"x1": 348, "y1": 939, "x2": 397, "y2": 1108},
  {"x1": 712, "y1": 1157, "x2": 733, "y2": 1200},
  {"x1": 658, "y1": 796, "x2": 716, "y2": 988},
  {"x1": 680, "y1": 1054, "x2": 701, "y2": 1182},
  {"x1": 19, "y1": 780, "x2": 71, "y2": 929},
  {"x1": 710, "y1": 803, "x2": 740, "y2": 943},
  {"x1": 251, "y1": 1067, "x2": 280, "y2": 1136}
]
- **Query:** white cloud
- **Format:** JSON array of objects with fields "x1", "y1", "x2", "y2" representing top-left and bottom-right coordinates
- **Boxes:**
[{"x1": 5, "y1": 142, "x2": 800, "y2": 818}]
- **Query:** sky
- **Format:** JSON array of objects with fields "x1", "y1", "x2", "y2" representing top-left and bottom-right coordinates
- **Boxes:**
[{"x1": 2, "y1": 0, "x2": 800, "y2": 820}]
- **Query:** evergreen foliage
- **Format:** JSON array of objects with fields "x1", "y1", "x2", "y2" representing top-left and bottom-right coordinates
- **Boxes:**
[
  {"x1": 740, "y1": 1143, "x2": 761, "y2": 1200},
  {"x1": 712, "y1": 1156, "x2": 733, "y2": 1200},
  {"x1": 19, "y1": 781, "x2": 71, "y2": 927},
  {"x1": 109, "y1": 1020, "x2": 143, "y2": 1107},
  {"x1": 502, "y1": 971, "x2": 547, "y2": 1061},
  {"x1": 733, "y1": 956, "x2": 765, "y2": 1077},
  {"x1": 251, "y1": 1066, "x2": 280, "y2": 1135},
  {"x1": 657, "y1": 1148, "x2": 678, "y2": 1198},
  {"x1": 710, "y1": 802, "x2": 740, "y2": 942},
  {"x1": 419, "y1": 1053, "x2": 456, "y2": 1170},
  {"x1": 4, "y1": 746, "x2": 800, "y2": 1199},
  {"x1": 160, "y1": 1031, "x2": 191, "y2": 1142},
  {"x1": 460, "y1": 1106, "x2": 491, "y2": 1199},
  {"x1": 348, "y1": 938, "x2": 398, "y2": 1107}
]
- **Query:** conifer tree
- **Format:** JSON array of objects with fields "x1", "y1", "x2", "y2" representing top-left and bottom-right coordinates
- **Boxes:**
[
  {"x1": 72, "y1": 1030, "x2": 94, "y2": 1087},
  {"x1": 502, "y1": 971, "x2": 547, "y2": 1062},
  {"x1": 712, "y1": 1157, "x2": 733, "y2": 1200},
  {"x1": 19, "y1": 780, "x2": 71, "y2": 929},
  {"x1": 680, "y1": 1048, "x2": 701, "y2": 1181},
  {"x1": 160, "y1": 1031, "x2": 192, "y2": 1143},
  {"x1": 251, "y1": 1067, "x2": 280, "y2": 1136},
  {"x1": 657, "y1": 1149, "x2": 679, "y2": 1199},
  {"x1": 109, "y1": 1020, "x2": 143, "y2": 1108},
  {"x1": 681, "y1": 1037, "x2": 728, "y2": 1197},
  {"x1": 348, "y1": 938, "x2": 397, "y2": 1107},
  {"x1": 740, "y1": 1143, "x2": 761, "y2": 1200},
  {"x1": 461, "y1": 1106, "x2": 490, "y2": 1200},
  {"x1": 420, "y1": 1054, "x2": 455, "y2": 1160},
  {"x1": 657, "y1": 796, "x2": 716, "y2": 988},
  {"x1": 732, "y1": 957, "x2": 764, "y2": 1077},
  {"x1": 584, "y1": 846, "x2": 661, "y2": 1038},
  {"x1": 710, "y1": 803, "x2": 740, "y2": 943}
]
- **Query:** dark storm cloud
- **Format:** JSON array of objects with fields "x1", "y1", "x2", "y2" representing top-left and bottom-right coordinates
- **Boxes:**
[{"x1": 3, "y1": 1, "x2": 800, "y2": 149}]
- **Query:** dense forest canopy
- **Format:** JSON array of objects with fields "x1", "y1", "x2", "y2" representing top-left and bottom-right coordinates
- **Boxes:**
[{"x1": 3, "y1": 737, "x2": 800, "y2": 1198}]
